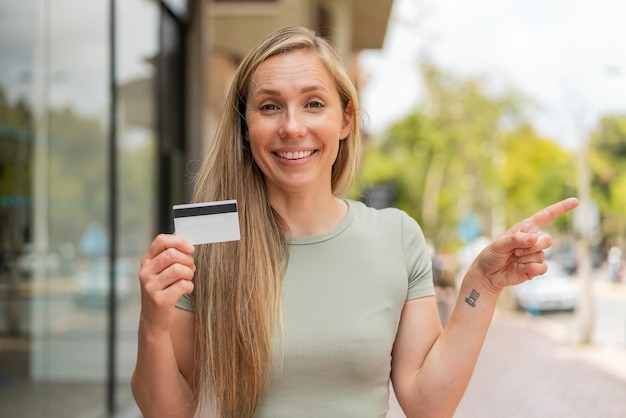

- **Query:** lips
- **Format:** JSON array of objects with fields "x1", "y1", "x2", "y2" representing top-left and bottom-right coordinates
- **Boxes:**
[{"x1": 275, "y1": 150, "x2": 316, "y2": 160}]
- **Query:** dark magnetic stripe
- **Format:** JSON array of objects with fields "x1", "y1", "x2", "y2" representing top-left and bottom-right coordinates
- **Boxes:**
[{"x1": 174, "y1": 203, "x2": 237, "y2": 218}]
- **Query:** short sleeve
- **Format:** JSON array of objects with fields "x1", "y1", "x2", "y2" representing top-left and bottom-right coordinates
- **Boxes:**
[
  {"x1": 401, "y1": 211, "x2": 435, "y2": 301},
  {"x1": 176, "y1": 293, "x2": 195, "y2": 311}
]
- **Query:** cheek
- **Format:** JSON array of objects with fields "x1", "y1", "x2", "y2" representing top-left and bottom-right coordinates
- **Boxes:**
[
  {"x1": 245, "y1": 130, "x2": 270, "y2": 168},
  {"x1": 247, "y1": 139, "x2": 263, "y2": 163},
  {"x1": 245, "y1": 125, "x2": 265, "y2": 151},
  {"x1": 246, "y1": 115, "x2": 272, "y2": 142}
]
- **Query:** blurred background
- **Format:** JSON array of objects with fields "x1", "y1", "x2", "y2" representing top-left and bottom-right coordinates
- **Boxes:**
[{"x1": 1, "y1": 0, "x2": 625, "y2": 417}]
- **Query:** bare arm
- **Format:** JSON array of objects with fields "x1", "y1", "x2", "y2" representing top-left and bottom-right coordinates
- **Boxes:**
[
  {"x1": 391, "y1": 272, "x2": 500, "y2": 417},
  {"x1": 391, "y1": 198, "x2": 579, "y2": 417},
  {"x1": 131, "y1": 235, "x2": 197, "y2": 418}
]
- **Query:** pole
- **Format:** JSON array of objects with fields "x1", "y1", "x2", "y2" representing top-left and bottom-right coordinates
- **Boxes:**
[
  {"x1": 107, "y1": 0, "x2": 118, "y2": 415},
  {"x1": 576, "y1": 133, "x2": 594, "y2": 345}
]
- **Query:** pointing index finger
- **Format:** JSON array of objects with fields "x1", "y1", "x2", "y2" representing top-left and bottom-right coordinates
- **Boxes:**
[{"x1": 526, "y1": 197, "x2": 579, "y2": 231}]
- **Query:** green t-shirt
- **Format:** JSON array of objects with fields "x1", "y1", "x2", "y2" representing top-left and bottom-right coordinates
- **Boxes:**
[{"x1": 177, "y1": 199, "x2": 434, "y2": 417}]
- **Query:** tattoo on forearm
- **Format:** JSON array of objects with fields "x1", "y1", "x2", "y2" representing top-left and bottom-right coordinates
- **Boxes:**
[{"x1": 465, "y1": 289, "x2": 480, "y2": 308}]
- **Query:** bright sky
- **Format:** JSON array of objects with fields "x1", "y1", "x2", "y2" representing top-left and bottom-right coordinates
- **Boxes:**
[{"x1": 359, "y1": 0, "x2": 626, "y2": 150}]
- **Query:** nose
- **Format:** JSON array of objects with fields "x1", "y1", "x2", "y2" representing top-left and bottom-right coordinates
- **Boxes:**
[{"x1": 278, "y1": 109, "x2": 307, "y2": 139}]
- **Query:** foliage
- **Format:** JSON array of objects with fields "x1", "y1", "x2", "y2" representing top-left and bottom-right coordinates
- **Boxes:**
[
  {"x1": 1, "y1": 84, "x2": 156, "y2": 257},
  {"x1": 47, "y1": 107, "x2": 157, "y2": 253},
  {"x1": 500, "y1": 126, "x2": 577, "y2": 229},
  {"x1": 0, "y1": 87, "x2": 33, "y2": 249},
  {"x1": 358, "y1": 63, "x2": 578, "y2": 250},
  {"x1": 589, "y1": 115, "x2": 626, "y2": 243}
]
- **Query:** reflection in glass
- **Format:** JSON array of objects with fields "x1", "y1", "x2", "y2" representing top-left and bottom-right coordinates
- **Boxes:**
[
  {"x1": 0, "y1": 0, "x2": 159, "y2": 416},
  {"x1": 115, "y1": 0, "x2": 159, "y2": 411}
]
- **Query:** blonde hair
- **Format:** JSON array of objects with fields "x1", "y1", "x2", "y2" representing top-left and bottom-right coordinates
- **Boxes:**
[{"x1": 191, "y1": 26, "x2": 361, "y2": 417}]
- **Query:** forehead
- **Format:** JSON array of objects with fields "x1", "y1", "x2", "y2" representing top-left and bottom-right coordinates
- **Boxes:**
[{"x1": 248, "y1": 50, "x2": 336, "y2": 94}]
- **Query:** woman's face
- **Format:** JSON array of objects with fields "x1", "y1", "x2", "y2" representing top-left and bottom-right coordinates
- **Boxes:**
[{"x1": 245, "y1": 50, "x2": 352, "y2": 199}]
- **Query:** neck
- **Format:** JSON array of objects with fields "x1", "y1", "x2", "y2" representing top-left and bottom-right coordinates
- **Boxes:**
[{"x1": 269, "y1": 193, "x2": 347, "y2": 237}]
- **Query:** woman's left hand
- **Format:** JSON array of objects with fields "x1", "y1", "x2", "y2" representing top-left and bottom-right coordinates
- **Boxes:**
[{"x1": 473, "y1": 197, "x2": 579, "y2": 293}]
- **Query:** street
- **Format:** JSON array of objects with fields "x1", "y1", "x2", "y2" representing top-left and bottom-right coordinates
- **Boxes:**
[
  {"x1": 388, "y1": 266, "x2": 626, "y2": 418},
  {"x1": 455, "y1": 311, "x2": 626, "y2": 418}
]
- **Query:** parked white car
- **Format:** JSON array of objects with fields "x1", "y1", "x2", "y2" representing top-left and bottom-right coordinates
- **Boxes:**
[{"x1": 513, "y1": 261, "x2": 578, "y2": 313}]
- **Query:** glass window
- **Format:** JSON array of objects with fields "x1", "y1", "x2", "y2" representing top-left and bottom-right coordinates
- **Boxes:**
[
  {"x1": 34, "y1": 1, "x2": 110, "y2": 414},
  {"x1": 116, "y1": 0, "x2": 159, "y2": 412},
  {"x1": 0, "y1": 0, "x2": 159, "y2": 416},
  {"x1": 0, "y1": 2, "x2": 38, "y2": 414}
]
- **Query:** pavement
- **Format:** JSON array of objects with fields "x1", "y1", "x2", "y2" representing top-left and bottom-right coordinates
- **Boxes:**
[
  {"x1": 455, "y1": 310, "x2": 626, "y2": 418},
  {"x1": 387, "y1": 279, "x2": 626, "y2": 418}
]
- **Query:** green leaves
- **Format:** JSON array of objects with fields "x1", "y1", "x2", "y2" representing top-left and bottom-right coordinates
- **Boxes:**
[
  {"x1": 590, "y1": 115, "x2": 626, "y2": 240},
  {"x1": 359, "y1": 64, "x2": 579, "y2": 251}
]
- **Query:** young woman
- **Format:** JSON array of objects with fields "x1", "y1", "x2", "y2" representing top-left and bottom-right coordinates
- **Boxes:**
[{"x1": 131, "y1": 26, "x2": 578, "y2": 418}]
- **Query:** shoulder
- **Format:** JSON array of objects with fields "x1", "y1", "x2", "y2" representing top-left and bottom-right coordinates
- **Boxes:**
[
  {"x1": 345, "y1": 200, "x2": 428, "y2": 257},
  {"x1": 346, "y1": 199, "x2": 421, "y2": 232}
]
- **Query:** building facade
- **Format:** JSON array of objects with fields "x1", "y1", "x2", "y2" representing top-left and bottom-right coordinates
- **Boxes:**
[{"x1": 0, "y1": 0, "x2": 391, "y2": 416}]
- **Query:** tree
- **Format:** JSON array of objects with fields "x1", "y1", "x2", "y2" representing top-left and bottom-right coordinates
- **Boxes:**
[
  {"x1": 589, "y1": 115, "x2": 626, "y2": 245},
  {"x1": 500, "y1": 125, "x2": 577, "y2": 229},
  {"x1": 359, "y1": 63, "x2": 526, "y2": 250},
  {"x1": 0, "y1": 85, "x2": 34, "y2": 336},
  {"x1": 358, "y1": 63, "x2": 581, "y2": 253}
]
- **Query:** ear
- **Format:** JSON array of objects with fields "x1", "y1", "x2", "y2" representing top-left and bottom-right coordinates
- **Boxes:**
[{"x1": 339, "y1": 103, "x2": 354, "y2": 140}]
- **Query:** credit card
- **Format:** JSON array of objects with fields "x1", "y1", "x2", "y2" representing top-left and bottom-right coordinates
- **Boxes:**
[{"x1": 173, "y1": 200, "x2": 241, "y2": 245}]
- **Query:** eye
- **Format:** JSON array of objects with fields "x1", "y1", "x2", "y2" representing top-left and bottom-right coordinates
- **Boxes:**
[
  {"x1": 306, "y1": 100, "x2": 325, "y2": 109},
  {"x1": 259, "y1": 103, "x2": 280, "y2": 112}
]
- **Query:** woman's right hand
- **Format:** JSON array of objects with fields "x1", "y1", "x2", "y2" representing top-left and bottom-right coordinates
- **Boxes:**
[{"x1": 138, "y1": 234, "x2": 196, "y2": 336}]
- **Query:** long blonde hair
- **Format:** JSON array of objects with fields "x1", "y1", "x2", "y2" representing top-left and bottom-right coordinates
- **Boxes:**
[{"x1": 191, "y1": 26, "x2": 361, "y2": 417}]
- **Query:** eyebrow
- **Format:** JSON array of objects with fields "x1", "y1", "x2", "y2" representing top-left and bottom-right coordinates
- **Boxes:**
[{"x1": 252, "y1": 84, "x2": 327, "y2": 97}]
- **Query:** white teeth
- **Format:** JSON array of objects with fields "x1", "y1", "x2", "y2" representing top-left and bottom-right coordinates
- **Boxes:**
[{"x1": 277, "y1": 150, "x2": 314, "y2": 160}]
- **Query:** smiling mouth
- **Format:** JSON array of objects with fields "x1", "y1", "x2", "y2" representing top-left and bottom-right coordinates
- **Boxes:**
[{"x1": 275, "y1": 150, "x2": 316, "y2": 160}]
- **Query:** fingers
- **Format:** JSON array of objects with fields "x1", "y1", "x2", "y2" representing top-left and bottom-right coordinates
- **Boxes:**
[
  {"x1": 492, "y1": 230, "x2": 540, "y2": 255},
  {"x1": 510, "y1": 260, "x2": 549, "y2": 277},
  {"x1": 489, "y1": 230, "x2": 552, "y2": 276},
  {"x1": 499, "y1": 197, "x2": 577, "y2": 254},
  {"x1": 513, "y1": 249, "x2": 546, "y2": 265},
  {"x1": 136, "y1": 234, "x2": 197, "y2": 336},
  {"x1": 476, "y1": 199, "x2": 578, "y2": 291},
  {"x1": 524, "y1": 197, "x2": 579, "y2": 231},
  {"x1": 505, "y1": 233, "x2": 551, "y2": 278},
  {"x1": 139, "y1": 234, "x2": 196, "y2": 301},
  {"x1": 143, "y1": 234, "x2": 194, "y2": 261},
  {"x1": 513, "y1": 232, "x2": 552, "y2": 257}
]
